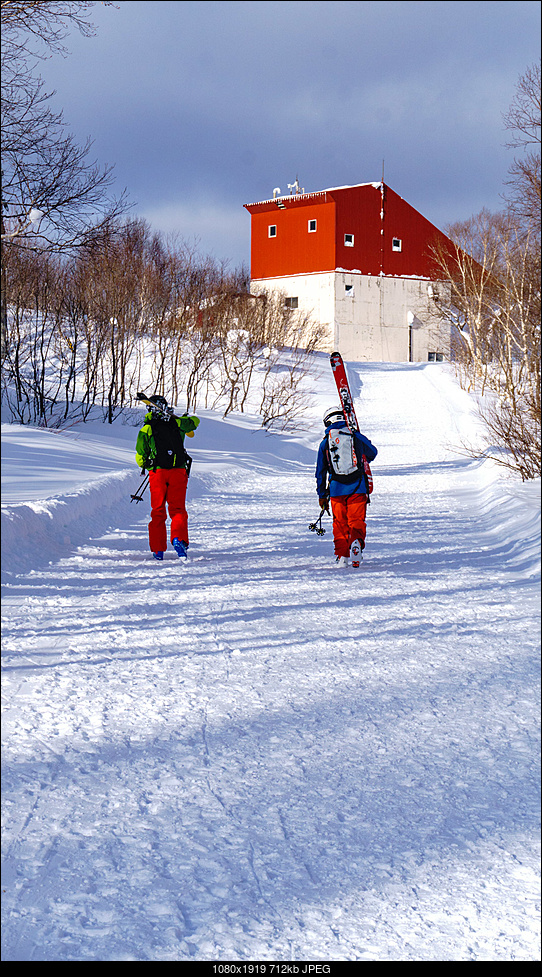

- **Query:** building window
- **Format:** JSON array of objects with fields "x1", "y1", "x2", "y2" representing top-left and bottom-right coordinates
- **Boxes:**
[
  {"x1": 268, "y1": 224, "x2": 277, "y2": 238},
  {"x1": 428, "y1": 352, "x2": 445, "y2": 362},
  {"x1": 344, "y1": 233, "x2": 354, "y2": 247},
  {"x1": 285, "y1": 297, "x2": 298, "y2": 309},
  {"x1": 345, "y1": 284, "x2": 354, "y2": 296},
  {"x1": 308, "y1": 219, "x2": 317, "y2": 232},
  {"x1": 392, "y1": 237, "x2": 402, "y2": 251}
]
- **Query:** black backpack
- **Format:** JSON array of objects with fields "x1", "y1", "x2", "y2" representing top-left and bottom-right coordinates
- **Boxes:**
[{"x1": 149, "y1": 417, "x2": 192, "y2": 473}]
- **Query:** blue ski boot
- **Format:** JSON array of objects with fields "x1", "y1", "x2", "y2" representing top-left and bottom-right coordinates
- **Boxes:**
[
  {"x1": 152, "y1": 551, "x2": 164, "y2": 561},
  {"x1": 172, "y1": 538, "x2": 188, "y2": 559}
]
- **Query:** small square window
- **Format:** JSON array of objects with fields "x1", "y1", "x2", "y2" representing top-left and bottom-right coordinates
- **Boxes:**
[
  {"x1": 392, "y1": 237, "x2": 402, "y2": 251},
  {"x1": 345, "y1": 284, "x2": 354, "y2": 295},
  {"x1": 344, "y1": 233, "x2": 354, "y2": 247},
  {"x1": 308, "y1": 219, "x2": 317, "y2": 233},
  {"x1": 285, "y1": 297, "x2": 298, "y2": 309},
  {"x1": 268, "y1": 225, "x2": 277, "y2": 238}
]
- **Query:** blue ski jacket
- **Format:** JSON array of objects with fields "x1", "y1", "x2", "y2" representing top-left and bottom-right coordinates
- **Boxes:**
[{"x1": 316, "y1": 421, "x2": 378, "y2": 498}]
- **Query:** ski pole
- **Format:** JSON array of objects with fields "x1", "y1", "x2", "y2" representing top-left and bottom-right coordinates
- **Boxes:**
[
  {"x1": 130, "y1": 472, "x2": 149, "y2": 503},
  {"x1": 308, "y1": 508, "x2": 329, "y2": 536}
]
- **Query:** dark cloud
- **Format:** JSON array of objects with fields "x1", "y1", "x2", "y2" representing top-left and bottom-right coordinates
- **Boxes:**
[{"x1": 38, "y1": 0, "x2": 541, "y2": 266}]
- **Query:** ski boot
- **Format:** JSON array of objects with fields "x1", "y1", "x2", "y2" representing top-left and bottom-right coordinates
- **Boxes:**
[
  {"x1": 172, "y1": 538, "x2": 188, "y2": 559},
  {"x1": 350, "y1": 539, "x2": 363, "y2": 568},
  {"x1": 153, "y1": 551, "x2": 164, "y2": 561}
]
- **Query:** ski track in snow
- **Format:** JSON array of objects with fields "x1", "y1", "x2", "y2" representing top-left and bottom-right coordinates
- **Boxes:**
[{"x1": 1, "y1": 362, "x2": 540, "y2": 962}]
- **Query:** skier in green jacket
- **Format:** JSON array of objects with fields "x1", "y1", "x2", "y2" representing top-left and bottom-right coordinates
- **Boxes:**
[{"x1": 135, "y1": 395, "x2": 200, "y2": 560}]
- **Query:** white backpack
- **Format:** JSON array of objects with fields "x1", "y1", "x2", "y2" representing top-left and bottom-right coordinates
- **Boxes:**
[{"x1": 327, "y1": 427, "x2": 359, "y2": 477}]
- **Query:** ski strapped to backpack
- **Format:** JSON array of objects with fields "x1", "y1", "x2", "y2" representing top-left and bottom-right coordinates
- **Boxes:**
[
  {"x1": 330, "y1": 352, "x2": 360, "y2": 433},
  {"x1": 137, "y1": 391, "x2": 175, "y2": 421},
  {"x1": 136, "y1": 391, "x2": 193, "y2": 476},
  {"x1": 329, "y1": 352, "x2": 373, "y2": 499},
  {"x1": 362, "y1": 454, "x2": 373, "y2": 494}
]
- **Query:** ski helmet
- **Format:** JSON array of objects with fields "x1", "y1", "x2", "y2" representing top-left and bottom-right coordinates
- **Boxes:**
[
  {"x1": 148, "y1": 394, "x2": 169, "y2": 414},
  {"x1": 323, "y1": 406, "x2": 344, "y2": 428}
]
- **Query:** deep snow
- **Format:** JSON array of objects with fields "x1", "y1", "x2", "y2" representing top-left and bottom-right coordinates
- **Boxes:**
[{"x1": 1, "y1": 359, "x2": 540, "y2": 962}]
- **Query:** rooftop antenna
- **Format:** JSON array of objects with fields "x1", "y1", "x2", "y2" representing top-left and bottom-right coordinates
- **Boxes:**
[
  {"x1": 382, "y1": 159, "x2": 385, "y2": 185},
  {"x1": 287, "y1": 175, "x2": 304, "y2": 195}
]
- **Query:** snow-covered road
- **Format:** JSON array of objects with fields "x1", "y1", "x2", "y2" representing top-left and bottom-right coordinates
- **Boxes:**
[{"x1": 1, "y1": 361, "x2": 540, "y2": 961}]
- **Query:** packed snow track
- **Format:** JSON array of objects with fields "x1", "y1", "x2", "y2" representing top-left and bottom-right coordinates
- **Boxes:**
[{"x1": 2, "y1": 362, "x2": 540, "y2": 961}]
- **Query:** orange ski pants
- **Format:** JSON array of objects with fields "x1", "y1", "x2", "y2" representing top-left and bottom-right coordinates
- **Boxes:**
[
  {"x1": 330, "y1": 493, "x2": 368, "y2": 558},
  {"x1": 148, "y1": 467, "x2": 189, "y2": 553}
]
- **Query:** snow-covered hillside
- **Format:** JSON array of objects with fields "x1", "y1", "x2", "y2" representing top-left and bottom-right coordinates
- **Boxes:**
[{"x1": 1, "y1": 359, "x2": 540, "y2": 962}]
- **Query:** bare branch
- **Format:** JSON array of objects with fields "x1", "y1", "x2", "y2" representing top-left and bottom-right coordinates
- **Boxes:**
[
  {"x1": 1, "y1": 1, "x2": 127, "y2": 252},
  {"x1": 502, "y1": 60, "x2": 541, "y2": 233}
]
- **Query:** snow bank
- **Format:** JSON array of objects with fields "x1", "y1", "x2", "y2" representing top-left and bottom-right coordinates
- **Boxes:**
[
  {"x1": 0, "y1": 409, "x2": 318, "y2": 578},
  {"x1": 461, "y1": 464, "x2": 540, "y2": 579},
  {"x1": 1, "y1": 469, "x2": 135, "y2": 577},
  {"x1": 1, "y1": 420, "x2": 139, "y2": 577}
]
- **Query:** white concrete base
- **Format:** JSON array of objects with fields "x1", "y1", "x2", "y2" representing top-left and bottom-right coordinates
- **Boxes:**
[{"x1": 250, "y1": 272, "x2": 451, "y2": 362}]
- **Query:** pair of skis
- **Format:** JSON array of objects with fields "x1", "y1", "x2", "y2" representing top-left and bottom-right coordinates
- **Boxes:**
[
  {"x1": 330, "y1": 351, "x2": 373, "y2": 498},
  {"x1": 330, "y1": 351, "x2": 359, "y2": 433},
  {"x1": 136, "y1": 391, "x2": 176, "y2": 421}
]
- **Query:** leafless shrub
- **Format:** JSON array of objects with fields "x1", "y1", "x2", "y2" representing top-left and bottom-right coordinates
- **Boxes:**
[
  {"x1": 1, "y1": 246, "x2": 66, "y2": 424},
  {"x1": 257, "y1": 293, "x2": 325, "y2": 431},
  {"x1": 2, "y1": 222, "x2": 324, "y2": 431},
  {"x1": 425, "y1": 63, "x2": 541, "y2": 480},
  {"x1": 478, "y1": 386, "x2": 541, "y2": 480},
  {"x1": 430, "y1": 211, "x2": 540, "y2": 479}
]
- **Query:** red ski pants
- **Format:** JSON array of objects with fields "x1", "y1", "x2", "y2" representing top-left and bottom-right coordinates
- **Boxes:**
[
  {"x1": 148, "y1": 467, "x2": 189, "y2": 553},
  {"x1": 330, "y1": 493, "x2": 368, "y2": 558}
]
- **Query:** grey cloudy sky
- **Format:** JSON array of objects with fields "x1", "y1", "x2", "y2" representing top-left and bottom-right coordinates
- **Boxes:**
[{"x1": 38, "y1": 0, "x2": 541, "y2": 269}]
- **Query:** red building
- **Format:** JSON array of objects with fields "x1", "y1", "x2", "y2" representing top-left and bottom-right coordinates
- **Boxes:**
[{"x1": 244, "y1": 182, "x2": 454, "y2": 362}]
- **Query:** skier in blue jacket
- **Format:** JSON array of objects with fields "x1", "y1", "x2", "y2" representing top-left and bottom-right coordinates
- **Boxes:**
[{"x1": 316, "y1": 407, "x2": 377, "y2": 567}]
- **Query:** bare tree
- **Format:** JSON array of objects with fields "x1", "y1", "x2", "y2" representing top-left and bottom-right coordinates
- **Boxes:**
[
  {"x1": 430, "y1": 210, "x2": 540, "y2": 479},
  {"x1": 502, "y1": 60, "x2": 541, "y2": 234},
  {"x1": 257, "y1": 292, "x2": 325, "y2": 431},
  {"x1": 77, "y1": 220, "x2": 157, "y2": 421},
  {"x1": 426, "y1": 63, "x2": 541, "y2": 480},
  {"x1": 1, "y1": 1, "x2": 127, "y2": 252},
  {"x1": 1, "y1": 2, "x2": 99, "y2": 51},
  {"x1": 1, "y1": 242, "x2": 35, "y2": 418},
  {"x1": 208, "y1": 292, "x2": 263, "y2": 416},
  {"x1": 0, "y1": 245, "x2": 69, "y2": 424},
  {"x1": 2, "y1": 216, "x2": 326, "y2": 433}
]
